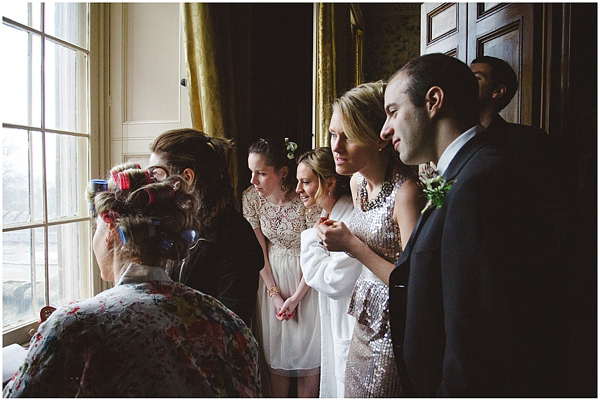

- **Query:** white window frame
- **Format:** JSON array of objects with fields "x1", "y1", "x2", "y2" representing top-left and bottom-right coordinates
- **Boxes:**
[{"x1": 2, "y1": 3, "x2": 96, "y2": 346}]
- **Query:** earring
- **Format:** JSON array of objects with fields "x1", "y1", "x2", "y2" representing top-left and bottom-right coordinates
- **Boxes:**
[
  {"x1": 281, "y1": 178, "x2": 286, "y2": 192},
  {"x1": 328, "y1": 191, "x2": 331, "y2": 196}
]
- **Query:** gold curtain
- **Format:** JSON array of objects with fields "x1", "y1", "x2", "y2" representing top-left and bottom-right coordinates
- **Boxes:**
[
  {"x1": 315, "y1": 4, "x2": 337, "y2": 148},
  {"x1": 315, "y1": 3, "x2": 363, "y2": 148},
  {"x1": 182, "y1": 3, "x2": 239, "y2": 194}
]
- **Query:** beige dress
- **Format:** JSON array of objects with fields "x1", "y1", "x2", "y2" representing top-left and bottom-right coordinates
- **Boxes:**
[
  {"x1": 242, "y1": 186, "x2": 321, "y2": 377},
  {"x1": 344, "y1": 171, "x2": 408, "y2": 397}
]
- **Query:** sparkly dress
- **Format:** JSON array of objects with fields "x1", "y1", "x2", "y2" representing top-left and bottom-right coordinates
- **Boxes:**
[
  {"x1": 242, "y1": 186, "x2": 321, "y2": 377},
  {"x1": 344, "y1": 170, "x2": 408, "y2": 397}
]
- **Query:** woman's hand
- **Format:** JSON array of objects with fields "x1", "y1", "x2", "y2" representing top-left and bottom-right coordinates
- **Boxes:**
[
  {"x1": 316, "y1": 219, "x2": 358, "y2": 253},
  {"x1": 271, "y1": 293, "x2": 286, "y2": 319},
  {"x1": 312, "y1": 216, "x2": 328, "y2": 230},
  {"x1": 278, "y1": 296, "x2": 300, "y2": 320}
]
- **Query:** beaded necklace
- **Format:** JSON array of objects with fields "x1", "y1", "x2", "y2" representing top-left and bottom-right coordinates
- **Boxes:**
[{"x1": 357, "y1": 159, "x2": 396, "y2": 212}]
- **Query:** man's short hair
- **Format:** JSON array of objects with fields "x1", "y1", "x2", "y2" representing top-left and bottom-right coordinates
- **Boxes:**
[
  {"x1": 471, "y1": 56, "x2": 519, "y2": 111},
  {"x1": 391, "y1": 53, "x2": 480, "y2": 127}
]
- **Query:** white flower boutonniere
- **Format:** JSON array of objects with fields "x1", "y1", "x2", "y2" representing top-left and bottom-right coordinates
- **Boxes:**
[
  {"x1": 419, "y1": 170, "x2": 455, "y2": 214},
  {"x1": 285, "y1": 137, "x2": 298, "y2": 160}
]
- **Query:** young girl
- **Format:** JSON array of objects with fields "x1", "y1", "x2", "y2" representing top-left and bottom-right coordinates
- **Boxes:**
[
  {"x1": 297, "y1": 147, "x2": 363, "y2": 397},
  {"x1": 242, "y1": 137, "x2": 321, "y2": 397}
]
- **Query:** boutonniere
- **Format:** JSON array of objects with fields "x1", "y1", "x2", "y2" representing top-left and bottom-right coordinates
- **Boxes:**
[{"x1": 419, "y1": 169, "x2": 455, "y2": 214}]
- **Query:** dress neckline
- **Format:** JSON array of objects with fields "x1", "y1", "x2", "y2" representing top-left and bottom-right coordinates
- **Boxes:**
[{"x1": 357, "y1": 160, "x2": 397, "y2": 212}]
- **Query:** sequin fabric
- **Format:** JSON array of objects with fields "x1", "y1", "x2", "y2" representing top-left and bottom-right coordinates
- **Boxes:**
[{"x1": 344, "y1": 171, "x2": 407, "y2": 398}]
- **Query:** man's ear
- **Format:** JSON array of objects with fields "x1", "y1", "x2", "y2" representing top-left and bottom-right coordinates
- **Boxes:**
[
  {"x1": 425, "y1": 86, "x2": 444, "y2": 118},
  {"x1": 181, "y1": 168, "x2": 195, "y2": 186},
  {"x1": 492, "y1": 84, "x2": 507, "y2": 100}
]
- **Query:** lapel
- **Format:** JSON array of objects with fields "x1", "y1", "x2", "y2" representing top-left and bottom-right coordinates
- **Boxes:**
[
  {"x1": 443, "y1": 130, "x2": 490, "y2": 181},
  {"x1": 397, "y1": 133, "x2": 490, "y2": 269}
]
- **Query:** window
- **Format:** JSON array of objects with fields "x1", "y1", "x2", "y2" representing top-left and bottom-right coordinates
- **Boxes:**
[{"x1": 2, "y1": 3, "x2": 92, "y2": 344}]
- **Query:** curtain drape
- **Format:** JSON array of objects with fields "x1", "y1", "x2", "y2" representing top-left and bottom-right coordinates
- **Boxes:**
[
  {"x1": 182, "y1": 3, "x2": 239, "y2": 195},
  {"x1": 315, "y1": 3, "x2": 362, "y2": 148},
  {"x1": 315, "y1": 3, "x2": 337, "y2": 148}
]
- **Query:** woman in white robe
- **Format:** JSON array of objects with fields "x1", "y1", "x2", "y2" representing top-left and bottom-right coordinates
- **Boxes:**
[{"x1": 297, "y1": 147, "x2": 363, "y2": 397}]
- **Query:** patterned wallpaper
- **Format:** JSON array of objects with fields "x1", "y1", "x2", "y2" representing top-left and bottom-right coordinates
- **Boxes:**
[{"x1": 361, "y1": 3, "x2": 421, "y2": 82}]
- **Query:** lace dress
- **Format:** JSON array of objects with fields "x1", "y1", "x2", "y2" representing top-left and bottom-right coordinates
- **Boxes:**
[
  {"x1": 344, "y1": 171, "x2": 408, "y2": 397},
  {"x1": 242, "y1": 186, "x2": 321, "y2": 377}
]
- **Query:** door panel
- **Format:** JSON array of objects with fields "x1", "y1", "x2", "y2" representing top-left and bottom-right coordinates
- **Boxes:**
[
  {"x1": 421, "y1": 3, "x2": 539, "y2": 125},
  {"x1": 421, "y1": 3, "x2": 467, "y2": 59}
]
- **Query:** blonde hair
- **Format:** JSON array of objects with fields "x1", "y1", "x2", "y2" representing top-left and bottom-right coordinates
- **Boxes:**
[
  {"x1": 332, "y1": 81, "x2": 387, "y2": 147},
  {"x1": 297, "y1": 147, "x2": 350, "y2": 204}
]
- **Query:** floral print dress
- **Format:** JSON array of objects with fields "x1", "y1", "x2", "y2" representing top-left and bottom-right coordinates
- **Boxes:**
[{"x1": 3, "y1": 263, "x2": 260, "y2": 398}]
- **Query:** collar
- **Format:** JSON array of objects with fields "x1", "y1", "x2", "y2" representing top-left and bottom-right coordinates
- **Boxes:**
[
  {"x1": 323, "y1": 195, "x2": 352, "y2": 218},
  {"x1": 116, "y1": 262, "x2": 173, "y2": 286},
  {"x1": 436, "y1": 125, "x2": 485, "y2": 177}
]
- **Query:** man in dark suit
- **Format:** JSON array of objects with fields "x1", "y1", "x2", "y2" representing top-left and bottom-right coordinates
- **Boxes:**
[
  {"x1": 381, "y1": 53, "x2": 561, "y2": 397},
  {"x1": 470, "y1": 55, "x2": 550, "y2": 162}
]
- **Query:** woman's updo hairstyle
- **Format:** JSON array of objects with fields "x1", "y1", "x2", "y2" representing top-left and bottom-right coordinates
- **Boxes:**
[
  {"x1": 150, "y1": 129, "x2": 236, "y2": 232},
  {"x1": 248, "y1": 137, "x2": 299, "y2": 195},
  {"x1": 88, "y1": 162, "x2": 200, "y2": 268},
  {"x1": 297, "y1": 147, "x2": 350, "y2": 204}
]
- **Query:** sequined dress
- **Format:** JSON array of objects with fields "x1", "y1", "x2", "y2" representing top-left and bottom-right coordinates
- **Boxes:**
[
  {"x1": 242, "y1": 186, "x2": 321, "y2": 377},
  {"x1": 344, "y1": 171, "x2": 408, "y2": 397}
]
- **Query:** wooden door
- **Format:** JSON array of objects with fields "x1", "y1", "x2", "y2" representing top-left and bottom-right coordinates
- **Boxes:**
[
  {"x1": 467, "y1": 3, "x2": 539, "y2": 125},
  {"x1": 421, "y1": 3, "x2": 468, "y2": 59},
  {"x1": 421, "y1": 3, "x2": 540, "y2": 126}
]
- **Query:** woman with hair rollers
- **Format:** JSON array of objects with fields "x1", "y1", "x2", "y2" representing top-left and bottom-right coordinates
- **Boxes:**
[{"x1": 3, "y1": 162, "x2": 260, "y2": 398}]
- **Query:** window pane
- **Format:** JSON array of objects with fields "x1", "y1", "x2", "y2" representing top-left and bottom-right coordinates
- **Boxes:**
[
  {"x1": 3, "y1": 227, "x2": 45, "y2": 329},
  {"x1": 48, "y1": 221, "x2": 89, "y2": 307},
  {"x1": 45, "y1": 41, "x2": 88, "y2": 133},
  {"x1": 2, "y1": 25, "x2": 42, "y2": 128},
  {"x1": 45, "y1": 3, "x2": 87, "y2": 48},
  {"x1": 2, "y1": 129, "x2": 44, "y2": 224},
  {"x1": 46, "y1": 133, "x2": 88, "y2": 220},
  {"x1": 2, "y1": 3, "x2": 41, "y2": 30}
]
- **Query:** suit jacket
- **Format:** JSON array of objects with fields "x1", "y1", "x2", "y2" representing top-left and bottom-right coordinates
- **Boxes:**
[{"x1": 389, "y1": 129, "x2": 562, "y2": 397}]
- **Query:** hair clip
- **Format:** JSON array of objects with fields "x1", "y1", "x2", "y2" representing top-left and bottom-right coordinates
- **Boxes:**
[
  {"x1": 178, "y1": 199, "x2": 193, "y2": 210},
  {"x1": 285, "y1": 137, "x2": 298, "y2": 160},
  {"x1": 158, "y1": 233, "x2": 175, "y2": 253},
  {"x1": 180, "y1": 229, "x2": 198, "y2": 245}
]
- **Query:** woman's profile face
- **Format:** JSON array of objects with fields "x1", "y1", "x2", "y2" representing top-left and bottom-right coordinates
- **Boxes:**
[
  {"x1": 329, "y1": 109, "x2": 375, "y2": 176},
  {"x1": 296, "y1": 162, "x2": 320, "y2": 207},
  {"x1": 248, "y1": 152, "x2": 283, "y2": 198},
  {"x1": 92, "y1": 216, "x2": 114, "y2": 282}
]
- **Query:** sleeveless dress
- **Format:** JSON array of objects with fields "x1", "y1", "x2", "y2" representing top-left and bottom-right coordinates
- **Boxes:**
[
  {"x1": 242, "y1": 186, "x2": 321, "y2": 377},
  {"x1": 344, "y1": 171, "x2": 408, "y2": 397}
]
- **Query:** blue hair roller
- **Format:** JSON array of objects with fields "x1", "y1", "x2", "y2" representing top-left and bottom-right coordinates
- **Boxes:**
[
  {"x1": 118, "y1": 225, "x2": 128, "y2": 244},
  {"x1": 180, "y1": 229, "x2": 198, "y2": 245}
]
